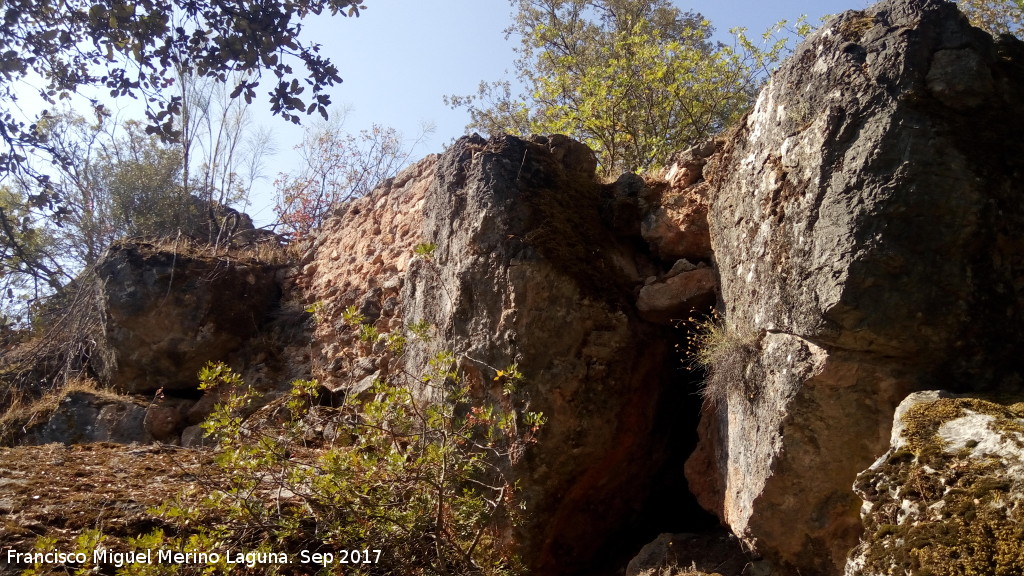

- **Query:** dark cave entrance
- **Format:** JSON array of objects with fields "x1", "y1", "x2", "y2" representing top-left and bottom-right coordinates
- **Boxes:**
[{"x1": 584, "y1": 326, "x2": 722, "y2": 576}]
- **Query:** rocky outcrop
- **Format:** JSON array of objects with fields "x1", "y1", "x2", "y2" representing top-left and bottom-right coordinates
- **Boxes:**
[
  {"x1": 93, "y1": 240, "x2": 282, "y2": 393},
  {"x1": 22, "y1": 391, "x2": 150, "y2": 445},
  {"x1": 848, "y1": 391, "x2": 1024, "y2": 576},
  {"x1": 686, "y1": 1, "x2": 1024, "y2": 574},
  {"x1": 407, "y1": 134, "x2": 674, "y2": 574},
  {"x1": 305, "y1": 134, "x2": 713, "y2": 575},
  {"x1": 639, "y1": 140, "x2": 719, "y2": 262},
  {"x1": 12, "y1": 1, "x2": 1024, "y2": 572}
]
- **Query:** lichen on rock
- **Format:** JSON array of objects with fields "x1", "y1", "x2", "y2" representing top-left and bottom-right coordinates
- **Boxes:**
[{"x1": 848, "y1": 391, "x2": 1024, "y2": 576}]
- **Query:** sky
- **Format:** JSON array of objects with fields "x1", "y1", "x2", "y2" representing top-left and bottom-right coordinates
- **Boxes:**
[
  {"x1": 279, "y1": 0, "x2": 874, "y2": 142},
  {"x1": 233, "y1": 0, "x2": 873, "y2": 224}
]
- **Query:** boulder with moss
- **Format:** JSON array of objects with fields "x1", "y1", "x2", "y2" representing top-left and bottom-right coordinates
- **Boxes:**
[{"x1": 847, "y1": 391, "x2": 1024, "y2": 575}]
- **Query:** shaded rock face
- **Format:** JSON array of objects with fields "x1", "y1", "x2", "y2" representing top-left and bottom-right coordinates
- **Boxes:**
[
  {"x1": 23, "y1": 392, "x2": 149, "y2": 445},
  {"x1": 308, "y1": 134, "x2": 716, "y2": 575},
  {"x1": 625, "y1": 531, "x2": 748, "y2": 576},
  {"x1": 688, "y1": 0, "x2": 1024, "y2": 573},
  {"x1": 848, "y1": 391, "x2": 1024, "y2": 575},
  {"x1": 409, "y1": 134, "x2": 675, "y2": 574},
  {"x1": 93, "y1": 241, "x2": 281, "y2": 393}
]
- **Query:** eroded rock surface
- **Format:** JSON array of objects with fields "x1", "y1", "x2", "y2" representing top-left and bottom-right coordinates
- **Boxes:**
[
  {"x1": 304, "y1": 154, "x2": 437, "y2": 396},
  {"x1": 93, "y1": 241, "x2": 281, "y2": 394},
  {"x1": 847, "y1": 391, "x2": 1024, "y2": 576},
  {"x1": 408, "y1": 134, "x2": 678, "y2": 575},
  {"x1": 306, "y1": 133, "x2": 711, "y2": 575},
  {"x1": 639, "y1": 140, "x2": 720, "y2": 262},
  {"x1": 687, "y1": 1, "x2": 1024, "y2": 573}
]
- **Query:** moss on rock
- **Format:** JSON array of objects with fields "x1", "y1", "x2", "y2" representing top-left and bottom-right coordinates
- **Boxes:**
[{"x1": 849, "y1": 393, "x2": 1024, "y2": 576}]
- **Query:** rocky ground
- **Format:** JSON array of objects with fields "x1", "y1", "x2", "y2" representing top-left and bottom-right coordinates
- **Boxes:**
[{"x1": 0, "y1": 443, "x2": 214, "y2": 575}]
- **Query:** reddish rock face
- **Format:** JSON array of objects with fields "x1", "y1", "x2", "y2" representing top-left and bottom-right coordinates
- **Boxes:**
[
  {"x1": 638, "y1": 140, "x2": 720, "y2": 263},
  {"x1": 636, "y1": 267, "x2": 717, "y2": 325},
  {"x1": 303, "y1": 154, "x2": 436, "y2": 396}
]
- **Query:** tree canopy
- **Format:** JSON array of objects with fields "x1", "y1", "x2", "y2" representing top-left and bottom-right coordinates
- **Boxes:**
[
  {"x1": 957, "y1": 0, "x2": 1024, "y2": 36},
  {"x1": 447, "y1": 0, "x2": 801, "y2": 176},
  {"x1": 1, "y1": 0, "x2": 364, "y2": 177},
  {"x1": 0, "y1": 0, "x2": 366, "y2": 326}
]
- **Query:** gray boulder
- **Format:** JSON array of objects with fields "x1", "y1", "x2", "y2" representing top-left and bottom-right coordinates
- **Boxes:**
[
  {"x1": 23, "y1": 391, "x2": 149, "y2": 445},
  {"x1": 93, "y1": 240, "x2": 280, "y2": 393},
  {"x1": 687, "y1": 0, "x2": 1024, "y2": 573}
]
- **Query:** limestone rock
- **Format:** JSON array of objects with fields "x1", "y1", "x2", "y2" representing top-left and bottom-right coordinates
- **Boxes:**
[
  {"x1": 93, "y1": 241, "x2": 281, "y2": 393},
  {"x1": 687, "y1": 1, "x2": 1024, "y2": 573},
  {"x1": 636, "y1": 267, "x2": 717, "y2": 325},
  {"x1": 847, "y1": 392, "x2": 1024, "y2": 576}
]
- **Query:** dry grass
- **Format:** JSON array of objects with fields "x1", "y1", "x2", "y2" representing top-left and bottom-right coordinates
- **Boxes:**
[
  {"x1": 0, "y1": 442, "x2": 216, "y2": 575},
  {"x1": 137, "y1": 232, "x2": 298, "y2": 267},
  {"x1": 685, "y1": 312, "x2": 761, "y2": 408},
  {"x1": 0, "y1": 276, "x2": 102, "y2": 417},
  {"x1": 0, "y1": 378, "x2": 124, "y2": 446}
]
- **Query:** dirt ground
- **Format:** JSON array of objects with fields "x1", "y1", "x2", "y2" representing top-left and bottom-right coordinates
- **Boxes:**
[{"x1": 0, "y1": 443, "x2": 215, "y2": 575}]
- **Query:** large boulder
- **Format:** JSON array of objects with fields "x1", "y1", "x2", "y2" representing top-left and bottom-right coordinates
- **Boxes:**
[
  {"x1": 407, "y1": 134, "x2": 676, "y2": 574},
  {"x1": 686, "y1": 0, "x2": 1024, "y2": 573},
  {"x1": 93, "y1": 240, "x2": 281, "y2": 393},
  {"x1": 22, "y1": 391, "x2": 149, "y2": 445}
]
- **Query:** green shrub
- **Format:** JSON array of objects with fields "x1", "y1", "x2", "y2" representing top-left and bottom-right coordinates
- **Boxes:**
[
  {"x1": 144, "y1": 345, "x2": 542, "y2": 575},
  {"x1": 413, "y1": 242, "x2": 437, "y2": 258}
]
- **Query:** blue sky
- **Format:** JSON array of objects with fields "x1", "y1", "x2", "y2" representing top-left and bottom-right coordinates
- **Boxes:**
[
  {"x1": 284, "y1": 0, "x2": 872, "y2": 144},
  {"x1": 236, "y1": 0, "x2": 870, "y2": 223},
  {"x1": 15, "y1": 1, "x2": 869, "y2": 224}
]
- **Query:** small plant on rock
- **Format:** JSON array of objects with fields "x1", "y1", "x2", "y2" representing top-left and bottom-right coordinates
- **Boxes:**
[
  {"x1": 685, "y1": 311, "x2": 761, "y2": 407},
  {"x1": 413, "y1": 242, "x2": 438, "y2": 259}
]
